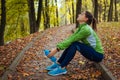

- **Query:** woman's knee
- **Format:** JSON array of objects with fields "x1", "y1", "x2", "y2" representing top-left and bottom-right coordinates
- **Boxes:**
[
  {"x1": 67, "y1": 42, "x2": 78, "y2": 50},
  {"x1": 71, "y1": 41, "x2": 80, "y2": 46}
]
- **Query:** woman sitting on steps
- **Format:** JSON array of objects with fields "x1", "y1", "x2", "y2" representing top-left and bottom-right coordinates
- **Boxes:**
[{"x1": 44, "y1": 11, "x2": 104, "y2": 76}]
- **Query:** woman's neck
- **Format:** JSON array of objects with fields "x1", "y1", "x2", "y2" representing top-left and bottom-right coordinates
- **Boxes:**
[{"x1": 79, "y1": 22, "x2": 86, "y2": 24}]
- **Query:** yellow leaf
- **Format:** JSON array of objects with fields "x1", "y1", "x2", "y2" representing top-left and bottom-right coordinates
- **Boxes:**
[
  {"x1": 22, "y1": 72, "x2": 29, "y2": 77},
  {"x1": 34, "y1": 66, "x2": 39, "y2": 70},
  {"x1": 92, "y1": 74, "x2": 95, "y2": 78},
  {"x1": 112, "y1": 37, "x2": 116, "y2": 40},
  {"x1": 79, "y1": 61, "x2": 85, "y2": 65},
  {"x1": 0, "y1": 66, "x2": 5, "y2": 70},
  {"x1": 43, "y1": 69, "x2": 48, "y2": 73}
]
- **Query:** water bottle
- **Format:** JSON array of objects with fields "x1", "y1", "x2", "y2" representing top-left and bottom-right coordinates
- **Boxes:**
[{"x1": 44, "y1": 49, "x2": 57, "y2": 62}]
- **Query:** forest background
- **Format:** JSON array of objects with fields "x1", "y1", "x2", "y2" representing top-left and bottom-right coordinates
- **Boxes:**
[{"x1": 0, "y1": 0, "x2": 120, "y2": 46}]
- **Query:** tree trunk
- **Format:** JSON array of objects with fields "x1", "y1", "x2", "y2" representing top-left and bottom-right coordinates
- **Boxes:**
[
  {"x1": 69, "y1": 8, "x2": 72, "y2": 24},
  {"x1": 65, "y1": 1, "x2": 67, "y2": 25},
  {"x1": 108, "y1": 0, "x2": 113, "y2": 21},
  {"x1": 98, "y1": 0, "x2": 102, "y2": 22},
  {"x1": 20, "y1": 17, "x2": 25, "y2": 36},
  {"x1": 72, "y1": 0, "x2": 75, "y2": 23},
  {"x1": 55, "y1": 0, "x2": 59, "y2": 26},
  {"x1": 28, "y1": 0, "x2": 42, "y2": 33},
  {"x1": 103, "y1": 0, "x2": 107, "y2": 22},
  {"x1": 43, "y1": 9, "x2": 46, "y2": 30},
  {"x1": 36, "y1": 0, "x2": 43, "y2": 31},
  {"x1": 44, "y1": 0, "x2": 50, "y2": 29},
  {"x1": 27, "y1": 0, "x2": 36, "y2": 34},
  {"x1": 0, "y1": 0, "x2": 6, "y2": 46},
  {"x1": 76, "y1": 0, "x2": 82, "y2": 28},
  {"x1": 85, "y1": 0, "x2": 88, "y2": 10},
  {"x1": 94, "y1": 0, "x2": 98, "y2": 22},
  {"x1": 114, "y1": 0, "x2": 118, "y2": 21}
]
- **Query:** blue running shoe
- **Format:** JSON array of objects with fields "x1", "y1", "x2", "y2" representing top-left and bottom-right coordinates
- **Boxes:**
[
  {"x1": 48, "y1": 66, "x2": 67, "y2": 76},
  {"x1": 46, "y1": 63, "x2": 59, "y2": 71}
]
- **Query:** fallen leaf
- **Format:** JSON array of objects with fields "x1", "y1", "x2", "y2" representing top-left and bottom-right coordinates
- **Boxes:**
[
  {"x1": 22, "y1": 72, "x2": 29, "y2": 77},
  {"x1": 79, "y1": 61, "x2": 85, "y2": 65},
  {"x1": 8, "y1": 74, "x2": 12, "y2": 80},
  {"x1": 0, "y1": 66, "x2": 5, "y2": 70}
]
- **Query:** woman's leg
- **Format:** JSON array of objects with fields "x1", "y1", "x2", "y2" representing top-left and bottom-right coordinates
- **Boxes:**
[
  {"x1": 73, "y1": 42, "x2": 103, "y2": 62},
  {"x1": 57, "y1": 43, "x2": 77, "y2": 67},
  {"x1": 58, "y1": 42, "x2": 103, "y2": 68},
  {"x1": 57, "y1": 48, "x2": 70, "y2": 64}
]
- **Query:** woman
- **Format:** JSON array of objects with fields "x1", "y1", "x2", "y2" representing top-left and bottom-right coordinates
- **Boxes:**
[{"x1": 46, "y1": 11, "x2": 104, "y2": 76}]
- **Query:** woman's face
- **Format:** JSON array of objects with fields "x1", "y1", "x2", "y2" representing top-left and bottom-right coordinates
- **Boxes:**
[{"x1": 77, "y1": 12, "x2": 88, "y2": 23}]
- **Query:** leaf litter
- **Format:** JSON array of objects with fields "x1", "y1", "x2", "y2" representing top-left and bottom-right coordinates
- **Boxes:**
[{"x1": 0, "y1": 22, "x2": 120, "y2": 79}]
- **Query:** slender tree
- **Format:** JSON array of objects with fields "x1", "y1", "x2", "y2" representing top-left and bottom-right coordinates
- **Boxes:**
[
  {"x1": 43, "y1": 4, "x2": 46, "y2": 29},
  {"x1": 27, "y1": 0, "x2": 36, "y2": 33},
  {"x1": 114, "y1": 0, "x2": 118, "y2": 21},
  {"x1": 72, "y1": 0, "x2": 75, "y2": 23},
  {"x1": 69, "y1": 7, "x2": 72, "y2": 24},
  {"x1": 20, "y1": 16, "x2": 25, "y2": 36},
  {"x1": 55, "y1": 0, "x2": 59, "y2": 26},
  {"x1": 44, "y1": 0, "x2": 50, "y2": 29},
  {"x1": 103, "y1": 0, "x2": 107, "y2": 21},
  {"x1": 65, "y1": 1, "x2": 67, "y2": 25},
  {"x1": 27, "y1": 0, "x2": 43, "y2": 34},
  {"x1": 51, "y1": 0, "x2": 56, "y2": 26},
  {"x1": 98, "y1": 0, "x2": 102, "y2": 22},
  {"x1": 76, "y1": 0, "x2": 82, "y2": 28},
  {"x1": 0, "y1": 0, "x2": 6, "y2": 46},
  {"x1": 67, "y1": 0, "x2": 72, "y2": 24},
  {"x1": 94, "y1": 0, "x2": 98, "y2": 22},
  {"x1": 108, "y1": 0, "x2": 113, "y2": 21},
  {"x1": 36, "y1": 0, "x2": 43, "y2": 30}
]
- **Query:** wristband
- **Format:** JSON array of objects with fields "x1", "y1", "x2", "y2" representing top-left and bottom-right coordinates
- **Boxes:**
[{"x1": 56, "y1": 48, "x2": 60, "y2": 52}]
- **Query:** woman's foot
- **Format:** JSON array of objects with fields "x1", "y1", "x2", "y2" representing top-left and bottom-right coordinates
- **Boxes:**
[
  {"x1": 48, "y1": 66, "x2": 67, "y2": 76},
  {"x1": 45, "y1": 63, "x2": 59, "y2": 71}
]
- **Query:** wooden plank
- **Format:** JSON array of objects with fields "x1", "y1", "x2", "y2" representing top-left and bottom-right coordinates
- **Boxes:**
[{"x1": 95, "y1": 62, "x2": 117, "y2": 80}]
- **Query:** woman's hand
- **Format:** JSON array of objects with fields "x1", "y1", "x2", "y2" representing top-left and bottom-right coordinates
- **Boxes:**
[{"x1": 47, "y1": 48, "x2": 59, "y2": 58}]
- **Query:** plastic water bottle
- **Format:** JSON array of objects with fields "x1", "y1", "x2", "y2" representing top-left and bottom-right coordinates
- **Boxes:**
[{"x1": 44, "y1": 49, "x2": 57, "y2": 62}]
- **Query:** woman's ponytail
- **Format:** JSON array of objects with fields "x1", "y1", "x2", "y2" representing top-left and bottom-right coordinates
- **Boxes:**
[
  {"x1": 85, "y1": 11, "x2": 97, "y2": 32},
  {"x1": 92, "y1": 18, "x2": 97, "y2": 31}
]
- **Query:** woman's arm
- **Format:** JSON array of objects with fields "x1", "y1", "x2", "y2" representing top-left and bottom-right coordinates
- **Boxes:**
[
  {"x1": 47, "y1": 48, "x2": 60, "y2": 58},
  {"x1": 57, "y1": 26, "x2": 91, "y2": 50}
]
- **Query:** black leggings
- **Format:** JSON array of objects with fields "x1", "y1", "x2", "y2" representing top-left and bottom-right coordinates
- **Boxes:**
[{"x1": 58, "y1": 42, "x2": 104, "y2": 67}]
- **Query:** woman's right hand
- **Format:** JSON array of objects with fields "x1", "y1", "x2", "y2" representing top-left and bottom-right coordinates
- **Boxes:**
[{"x1": 47, "y1": 48, "x2": 58, "y2": 58}]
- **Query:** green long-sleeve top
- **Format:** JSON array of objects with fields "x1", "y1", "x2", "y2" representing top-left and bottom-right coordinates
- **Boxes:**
[{"x1": 56, "y1": 23, "x2": 104, "y2": 54}]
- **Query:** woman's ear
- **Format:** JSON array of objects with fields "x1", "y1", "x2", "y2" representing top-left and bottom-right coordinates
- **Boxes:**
[{"x1": 85, "y1": 17, "x2": 88, "y2": 22}]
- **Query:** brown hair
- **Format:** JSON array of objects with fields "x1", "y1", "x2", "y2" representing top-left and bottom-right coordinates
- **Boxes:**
[{"x1": 85, "y1": 11, "x2": 97, "y2": 31}]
